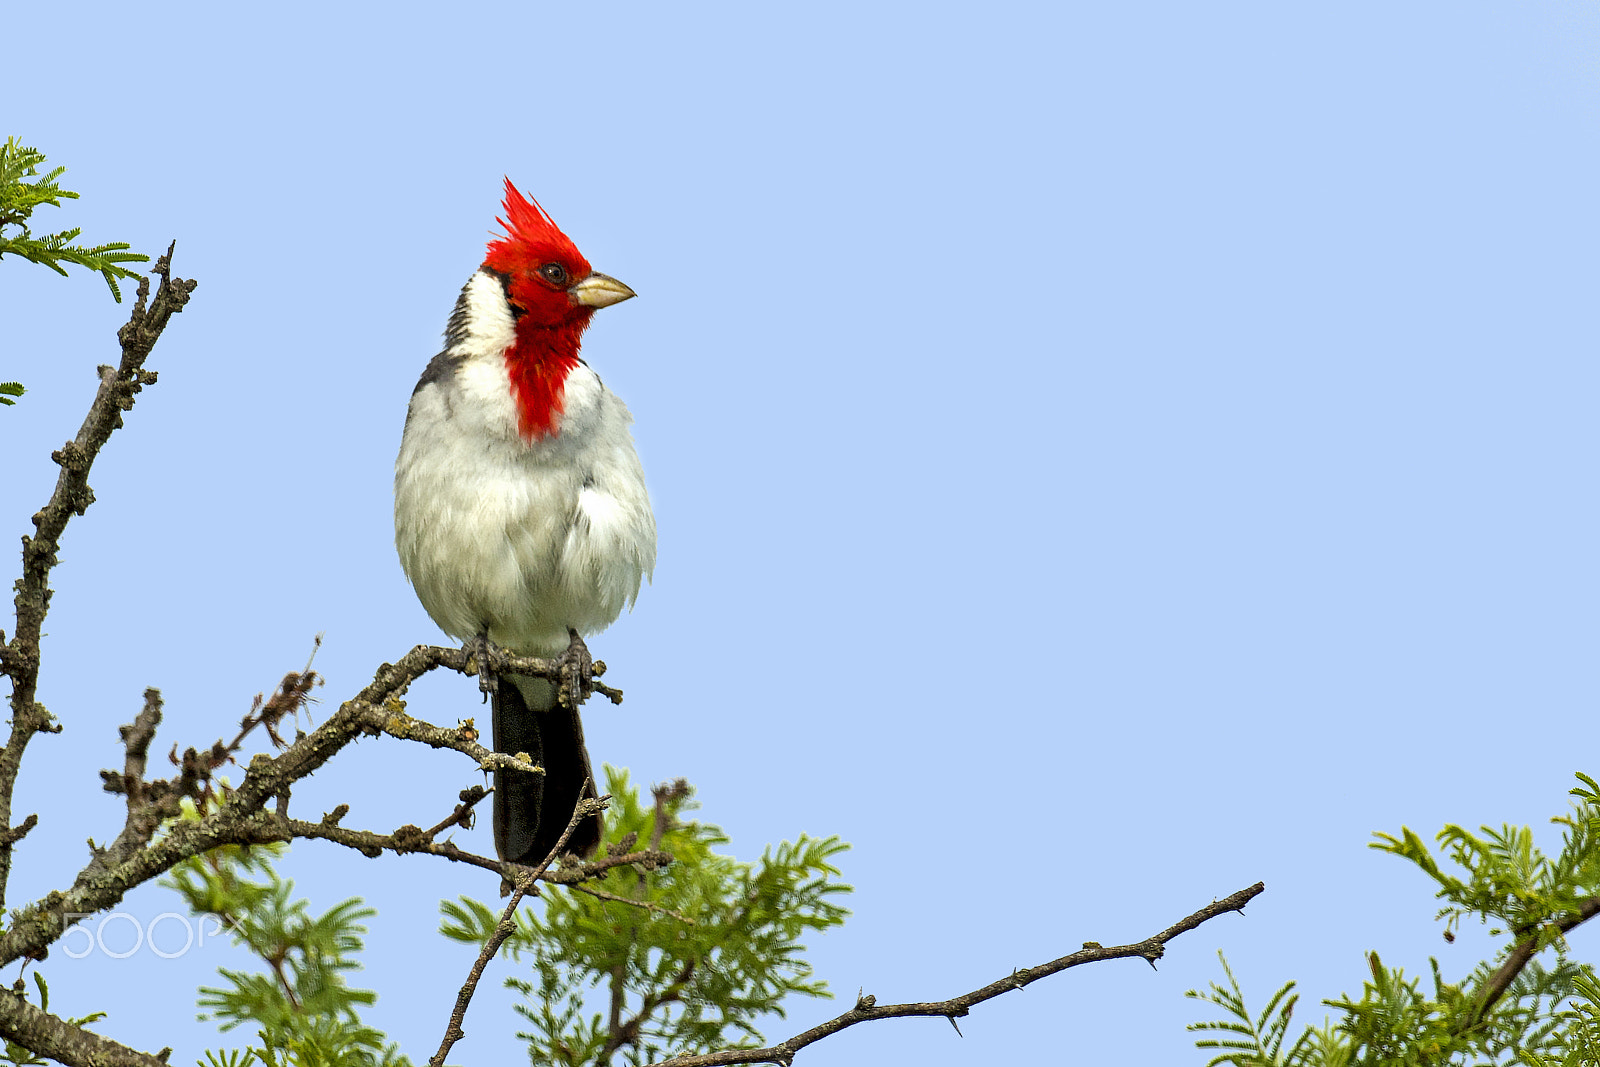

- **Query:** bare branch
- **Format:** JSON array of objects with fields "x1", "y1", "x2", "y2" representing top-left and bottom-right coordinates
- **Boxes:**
[
  {"x1": 644, "y1": 882, "x2": 1267, "y2": 1067},
  {"x1": 0, "y1": 815, "x2": 37, "y2": 848},
  {"x1": 423, "y1": 785, "x2": 489, "y2": 841},
  {"x1": 0, "y1": 247, "x2": 196, "y2": 910},
  {"x1": 119, "y1": 688, "x2": 163, "y2": 795}
]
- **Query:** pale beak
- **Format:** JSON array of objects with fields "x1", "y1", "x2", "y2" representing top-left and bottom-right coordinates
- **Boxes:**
[{"x1": 569, "y1": 272, "x2": 636, "y2": 309}]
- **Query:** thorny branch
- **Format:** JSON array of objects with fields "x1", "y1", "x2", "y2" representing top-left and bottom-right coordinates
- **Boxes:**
[{"x1": 643, "y1": 882, "x2": 1268, "y2": 1067}]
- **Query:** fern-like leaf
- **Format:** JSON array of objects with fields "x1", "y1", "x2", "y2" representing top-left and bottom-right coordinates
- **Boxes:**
[{"x1": 0, "y1": 137, "x2": 148, "y2": 301}]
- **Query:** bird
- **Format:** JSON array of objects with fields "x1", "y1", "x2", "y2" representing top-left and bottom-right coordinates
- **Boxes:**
[{"x1": 394, "y1": 179, "x2": 655, "y2": 866}]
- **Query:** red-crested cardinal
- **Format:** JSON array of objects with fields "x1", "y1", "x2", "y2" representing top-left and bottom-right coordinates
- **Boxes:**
[{"x1": 394, "y1": 180, "x2": 655, "y2": 865}]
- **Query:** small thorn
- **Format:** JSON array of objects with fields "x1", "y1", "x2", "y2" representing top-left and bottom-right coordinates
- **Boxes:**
[{"x1": 947, "y1": 1016, "x2": 963, "y2": 1038}]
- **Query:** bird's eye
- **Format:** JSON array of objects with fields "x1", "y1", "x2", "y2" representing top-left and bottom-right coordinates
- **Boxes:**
[{"x1": 539, "y1": 263, "x2": 569, "y2": 286}]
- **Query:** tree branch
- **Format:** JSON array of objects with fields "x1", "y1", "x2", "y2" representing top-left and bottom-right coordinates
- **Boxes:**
[
  {"x1": 0, "y1": 246, "x2": 195, "y2": 911},
  {"x1": 645, "y1": 881, "x2": 1267, "y2": 1067},
  {"x1": 430, "y1": 793, "x2": 611, "y2": 1067},
  {"x1": 0, "y1": 988, "x2": 169, "y2": 1067},
  {"x1": 1468, "y1": 892, "x2": 1600, "y2": 1027},
  {"x1": 0, "y1": 643, "x2": 640, "y2": 971}
]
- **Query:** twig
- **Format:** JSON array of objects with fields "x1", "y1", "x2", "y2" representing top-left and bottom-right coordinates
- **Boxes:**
[
  {"x1": 645, "y1": 882, "x2": 1267, "y2": 1067},
  {"x1": 118, "y1": 689, "x2": 164, "y2": 802},
  {"x1": 279, "y1": 816, "x2": 671, "y2": 883},
  {"x1": 540, "y1": 848, "x2": 675, "y2": 884},
  {"x1": 571, "y1": 883, "x2": 696, "y2": 924},
  {"x1": 267, "y1": 954, "x2": 303, "y2": 1014},
  {"x1": 430, "y1": 794, "x2": 611, "y2": 1067},
  {"x1": 0, "y1": 816, "x2": 37, "y2": 849},
  {"x1": 423, "y1": 785, "x2": 489, "y2": 842},
  {"x1": 604, "y1": 780, "x2": 693, "y2": 1060}
]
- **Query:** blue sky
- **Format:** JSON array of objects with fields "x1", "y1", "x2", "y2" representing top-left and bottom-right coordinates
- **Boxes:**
[{"x1": 4, "y1": 2, "x2": 1599, "y2": 1063}]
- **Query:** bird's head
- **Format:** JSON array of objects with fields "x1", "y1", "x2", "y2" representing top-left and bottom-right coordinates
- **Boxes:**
[
  {"x1": 482, "y1": 179, "x2": 635, "y2": 441},
  {"x1": 483, "y1": 179, "x2": 635, "y2": 331}
]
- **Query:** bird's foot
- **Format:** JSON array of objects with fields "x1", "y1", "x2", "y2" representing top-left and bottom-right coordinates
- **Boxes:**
[
  {"x1": 462, "y1": 632, "x2": 512, "y2": 702},
  {"x1": 558, "y1": 628, "x2": 594, "y2": 710}
]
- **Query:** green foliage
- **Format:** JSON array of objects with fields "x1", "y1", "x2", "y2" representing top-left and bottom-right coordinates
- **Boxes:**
[
  {"x1": 166, "y1": 774, "x2": 848, "y2": 1067},
  {"x1": 164, "y1": 802, "x2": 412, "y2": 1067},
  {"x1": 0, "y1": 382, "x2": 21, "y2": 406},
  {"x1": 0, "y1": 137, "x2": 148, "y2": 302},
  {"x1": 1189, "y1": 953, "x2": 1350, "y2": 1067},
  {"x1": 1187, "y1": 774, "x2": 1600, "y2": 1066},
  {"x1": 1375, "y1": 773, "x2": 1600, "y2": 946},
  {"x1": 439, "y1": 767, "x2": 852, "y2": 1066},
  {"x1": 1516, "y1": 969, "x2": 1600, "y2": 1067}
]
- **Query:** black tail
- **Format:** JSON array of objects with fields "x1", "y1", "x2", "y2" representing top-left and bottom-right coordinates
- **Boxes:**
[{"x1": 491, "y1": 676, "x2": 603, "y2": 865}]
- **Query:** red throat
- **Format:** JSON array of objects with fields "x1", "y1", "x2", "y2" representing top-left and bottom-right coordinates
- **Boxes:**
[
  {"x1": 482, "y1": 179, "x2": 598, "y2": 440},
  {"x1": 505, "y1": 316, "x2": 588, "y2": 440}
]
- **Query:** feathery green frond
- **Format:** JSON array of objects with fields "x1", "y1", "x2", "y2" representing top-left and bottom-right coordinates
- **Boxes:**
[
  {"x1": 0, "y1": 137, "x2": 148, "y2": 301},
  {"x1": 1188, "y1": 951, "x2": 1337, "y2": 1067},
  {"x1": 1191, "y1": 774, "x2": 1600, "y2": 1067}
]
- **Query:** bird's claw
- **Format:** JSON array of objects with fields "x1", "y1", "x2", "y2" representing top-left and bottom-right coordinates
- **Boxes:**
[
  {"x1": 558, "y1": 629, "x2": 594, "y2": 709},
  {"x1": 463, "y1": 633, "x2": 512, "y2": 702}
]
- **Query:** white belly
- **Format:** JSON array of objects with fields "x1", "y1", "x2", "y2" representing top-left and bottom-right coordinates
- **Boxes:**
[{"x1": 395, "y1": 362, "x2": 655, "y2": 655}]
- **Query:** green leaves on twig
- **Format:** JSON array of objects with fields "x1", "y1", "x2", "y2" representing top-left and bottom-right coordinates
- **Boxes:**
[
  {"x1": 1188, "y1": 773, "x2": 1600, "y2": 1066},
  {"x1": 0, "y1": 138, "x2": 148, "y2": 302},
  {"x1": 440, "y1": 767, "x2": 852, "y2": 1066}
]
